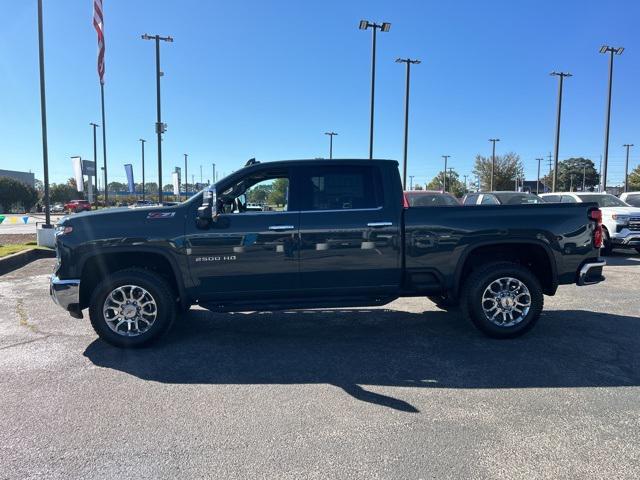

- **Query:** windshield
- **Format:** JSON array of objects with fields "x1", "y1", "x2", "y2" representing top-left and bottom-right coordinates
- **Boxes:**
[
  {"x1": 624, "y1": 194, "x2": 640, "y2": 207},
  {"x1": 577, "y1": 194, "x2": 628, "y2": 207},
  {"x1": 494, "y1": 193, "x2": 544, "y2": 205},
  {"x1": 407, "y1": 193, "x2": 459, "y2": 207}
]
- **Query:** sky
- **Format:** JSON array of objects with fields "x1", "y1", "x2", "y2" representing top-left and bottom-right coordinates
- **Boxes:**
[{"x1": 1, "y1": 0, "x2": 639, "y2": 188}]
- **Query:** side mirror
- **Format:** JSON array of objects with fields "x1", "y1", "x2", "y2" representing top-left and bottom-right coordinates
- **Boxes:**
[{"x1": 196, "y1": 187, "x2": 217, "y2": 228}]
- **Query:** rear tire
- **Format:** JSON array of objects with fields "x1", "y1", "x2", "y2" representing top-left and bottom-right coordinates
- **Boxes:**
[
  {"x1": 89, "y1": 268, "x2": 176, "y2": 348},
  {"x1": 461, "y1": 261, "x2": 543, "y2": 339}
]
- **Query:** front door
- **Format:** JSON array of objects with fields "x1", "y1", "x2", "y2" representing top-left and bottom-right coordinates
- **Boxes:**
[{"x1": 185, "y1": 167, "x2": 299, "y2": 301}]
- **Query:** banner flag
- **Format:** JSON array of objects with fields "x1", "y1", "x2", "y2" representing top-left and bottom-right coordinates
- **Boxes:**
[
  {"x1": 172, "y1": 171, "x2": 180, "y2": 196},
  {"x1": 71, "y1": 156, "x2": 84, "y2": 192},
  {"x1": 124, "y1": 164, "x2": 135, "y2": 194}
]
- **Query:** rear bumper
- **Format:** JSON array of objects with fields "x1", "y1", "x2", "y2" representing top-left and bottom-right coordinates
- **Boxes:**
[
  {"x1": 50, "y1": 275, "x2": 82, "y2": 317},
  {"x1": 577, "y1": 259, "x2": 606, "y2": 286}
]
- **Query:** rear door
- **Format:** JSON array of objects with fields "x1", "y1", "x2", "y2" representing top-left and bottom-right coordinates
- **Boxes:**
[{"x1": 297, "y1": 163, "x2": 401, "y2": 295}]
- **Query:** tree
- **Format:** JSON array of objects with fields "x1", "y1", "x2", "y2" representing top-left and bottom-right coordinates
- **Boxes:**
[
  {"x1": 49, "y1": 183, "x2": 77, "y2": 203},
  {"x1": 267, "y1": 178, "x2": 288, "y2": 206},
  {"x1": 542, "y1": 158, "x2": 599, "y2": 192},
  {"x1": 162, "y1": 184, "x2": 174, "y2": 193},
  {"x1": 628, "y1": 165, "x2": 640, "y2": 191},
  {"x1": 426, "y1": 170, "x2": 466, "y2": 197},
  {"x1": 246, "y1": 184, "x2": 272, "y2": 203},
  {"x1": 107, "y1": 182, "x2": 127, "y2": 193},
  {"x1": 0, "y1": 177, "x2": 38, "y2": 213},
  {"x1": 472, "y1": 152, "x2": 524, "y2": 191}
]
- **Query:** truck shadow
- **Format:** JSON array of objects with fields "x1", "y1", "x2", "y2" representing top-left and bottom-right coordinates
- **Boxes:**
[{"x1": 83, "y1": 308, "x2": 640, "y2": 413}]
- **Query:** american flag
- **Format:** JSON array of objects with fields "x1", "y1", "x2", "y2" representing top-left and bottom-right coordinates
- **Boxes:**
[{"x1": 93, "y1": 0, "x2": 105, "y2": 84}]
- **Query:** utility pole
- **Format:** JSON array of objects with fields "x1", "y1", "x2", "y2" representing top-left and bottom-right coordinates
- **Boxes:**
[
  {"x1": 448, "y1": 168, "x2": 454, "y2": 192},
  {"x1": 183, "y1": 153, "x2": 188, "y2": 200},
  {"x1": 547, "y1": 152, "x2": 553, "y2": 176},
  {"x1": 442, "y1": 155, "x2": 450, "y2": 192},
  {"x1": 536, "y1": 158, "x2": 543, "y2": 194},
  {"x1": 582, "y1": 163, "x2": 586, "y2": 192},
  {"x1": 623, "y1": 144, "x2": 634, "y2": 192},
  {"x1": 359, "y1": 20, "x2": 391, "y2": 159},
  {"x1": 570, "y1": 174, "x2": 574, "y2": 192},
  {"x1": 409, "y1": 175, "x2": 414, "y2": 190},
  {"x1": 489, "y1": 139, "x2": 500, "y2": 190},
  {"x1": 139, "y1": 139, "x2": 146, "y2": 201},
  {"x1": 212, "y1": 163, "x2": 216, "y2": 185},
  {"x1": 141, "y1": 33, "x2": 173, "y2": 204},
  {"x1": 324, "y1": 131, "x2": 337, "y2": 159},
  {"x1": 550, "y1": 72, "x2": 571, "y2": 192},
  {"x1": 396, "y1": 57, "x2": 420, "y2": 189},
  {"x1": 600, "y1": 45, "x2": 624, "y2": 193},
  {"x1": 90, "y1": 123, "x2": 99, "y2": 206}
]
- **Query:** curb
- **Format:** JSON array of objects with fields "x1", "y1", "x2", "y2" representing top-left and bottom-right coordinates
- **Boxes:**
[{"x1": 0, "y1": 248, "x2": 56, "y2": 276}]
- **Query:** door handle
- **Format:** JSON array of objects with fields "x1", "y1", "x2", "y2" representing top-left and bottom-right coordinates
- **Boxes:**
[
  {"x1": 268, "y1": 225, "x2": 295, "y2": 231},
  {"x1": 367, "y1": 222, "x2": 393, "y2": 228}
]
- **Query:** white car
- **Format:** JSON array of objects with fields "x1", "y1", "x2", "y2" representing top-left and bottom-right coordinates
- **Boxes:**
[
  {"x1": 540, "y1": 192, "x2": 640, "y2": 254},
  {"x1": 620, "y1": 192, "x2": 640, "y2": 207}
]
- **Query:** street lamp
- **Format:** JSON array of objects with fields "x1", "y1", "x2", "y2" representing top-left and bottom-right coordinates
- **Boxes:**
[
  {"x1": 359, "y1": 19, "x2": 391, "y2": 159},
  {"x1": 141, "y1": 33, "x2": 173, "y2": 204},
  {"x1": 324, "y1": 131, "x2": 337, "y2": 159},
  {"x1": 550, "y1": 72, "x2": 572, "y2": 192},
  {"x1": 396, "y1": 57, "x2": 420, "y2": 189},
  {"x1": 623, "y1": 144, "x2": 634, "y2": 192},
  {"x1": 183, "y1": 153, "x2": 188, "y2": 200},
  {"x1": 599, "y1": 45, "x2": 624, "y2": 193},
  {"x1": 442, "y1": 155, "x2": 450, "y2": 192},
  {"x1": 489, "y1": 139, "x2": 500, "y2": 191},
  {"x1": 37, "y1": 0, "x2": 51, "y2": 226},
  {"x1": 139, "y1": 139, "x2": 146, "y2": 201},
  {"x1": 536, "y1": 158, "x2": 543, "y2": 194}
]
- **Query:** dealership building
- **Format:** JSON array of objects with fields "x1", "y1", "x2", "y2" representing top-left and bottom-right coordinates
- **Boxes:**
[{"x1": 0, "y1": 169, "x2": 35, "y2": 187}]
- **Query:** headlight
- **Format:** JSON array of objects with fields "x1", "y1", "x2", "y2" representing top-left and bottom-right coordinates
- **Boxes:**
[
  {"x1": 55, "y1": 225, "x2": 73, "y2": 235},
  {"x1": 612, "y1": 214, "x2": 629, "y2": 224}
]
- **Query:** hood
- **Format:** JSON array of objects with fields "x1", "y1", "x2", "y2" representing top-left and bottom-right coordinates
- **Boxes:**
[{"x1": 600, "y1": 206, "x2": 640, "y2": 216}]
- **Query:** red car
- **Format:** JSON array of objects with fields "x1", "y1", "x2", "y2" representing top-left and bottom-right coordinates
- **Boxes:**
[
  {"x1": 404, "y1": 190, "x2": 460, "y2": 207},
  {"x1": 64, "y1": 200, "x2": 91, "y2": 213}
]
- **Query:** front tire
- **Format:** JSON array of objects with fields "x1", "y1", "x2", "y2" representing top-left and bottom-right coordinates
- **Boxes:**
[
  {"x1": 601, "y1": 228, "x2": 613, "y2": 255},
  {"x1": 89, "y1": 268, "x2": 176, "y2": 348},
  {"x1": 461, "y1": 262, "x2": 543, "y2": 339}
]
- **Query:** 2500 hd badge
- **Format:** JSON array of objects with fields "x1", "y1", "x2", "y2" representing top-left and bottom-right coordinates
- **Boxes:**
[{"x1": 194, "y1": 255, "x2": 237, "y2": 262}]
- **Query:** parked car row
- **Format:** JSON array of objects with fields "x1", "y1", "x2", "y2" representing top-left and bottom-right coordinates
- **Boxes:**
[{"x1": 404, "y1": 189, "x2": 640, "y2": 256}]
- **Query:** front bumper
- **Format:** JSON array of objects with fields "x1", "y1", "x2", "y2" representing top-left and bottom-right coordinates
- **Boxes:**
[
  {"x1": 577, "y1": 259, "x2": 606, "y2": 286},
  {"x1": 611, "y1": 233, "x2": 640, "y2": 246},
  {"x1": 50, "y1": 275, "x2": 82, "y2": 317}
]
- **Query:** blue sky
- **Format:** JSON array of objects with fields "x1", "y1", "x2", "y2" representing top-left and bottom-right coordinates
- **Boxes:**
[{"x1": 1, "y1": 0, "x2": 638, "y2": 187}]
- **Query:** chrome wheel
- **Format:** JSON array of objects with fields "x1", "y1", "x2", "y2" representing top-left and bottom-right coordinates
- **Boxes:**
[
  {"x1": 481, "y1": 277, "x2": 531, "y2": 327},
  {"x1": 102, "y1": 285, "x2": 158, "y2": 337}
]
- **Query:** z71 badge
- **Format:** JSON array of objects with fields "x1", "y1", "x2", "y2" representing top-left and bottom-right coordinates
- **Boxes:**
[
  {"x1": 195, "y1": 255, "x2": 237, "y2": 262},
  {"x1": 147, "y1": 211, "x2": 176, "y2": 219}
]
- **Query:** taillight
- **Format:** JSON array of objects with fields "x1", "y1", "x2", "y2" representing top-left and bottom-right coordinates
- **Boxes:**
[
  {"x1": 590, "y1": 208, "x2": 603, "y2": 249},
  {"x1": 403, "y1": 192, "x2": 409, "y2": 209}
]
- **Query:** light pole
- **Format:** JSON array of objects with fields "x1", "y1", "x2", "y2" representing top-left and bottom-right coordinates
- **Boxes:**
[
  {"x1": 359, "y1": 20, "x2": 391, "y2": 159},
  {"x1": 212, "y1": 163, "x2": 216, "y2": 184},
  {"x1": 324, "y1": 132, "x2": 337, "y2": 159},
  {"x1": 536, "y1": 158, "x2": 543, "y2": 194},
  {"x1": 463, "y1": 174, "x2": 468, "y2": 192},
  {"x1": 550, "y1": 72, "x2": 572, "y2": 192},
  {"x1": 139, "y1": 139, "x2": 146, "y2": 201},
  {"x1": 200, "y1": 164, "x2": 203, "y2": 185},
  {"x1": 600, "y1": 45, "x2": 624, "y2": 193},
  {"x1": 37, "y1": 0, "x2": 51, "y2": 226},
  {"x1": 183, "y1": 153, "x2": 188, "y2": 200},
  {"x1": 90, "y1": 123, "x2": 99, "y2": 206},
  {"x1": 582, "y1": 163, "x2": 587, "y2": 192},
  {"x1": 442, "y1": 155, "x2": 450, "y2": 192},
  {"x1": 141, "y1": 33, "x2": 173, "y2": 204},
  {"x1": 396, "y1": 57, "x2": 420, "y2": 189},
  {"x1": 623, "y1": 144, "x2": 634, "y2": 192},
  {"x1": 409, "y1": 175, "x2": 414, "y2": 190},
  {"x1": 489, "y1": 139, "x2": 500, "y2": 190}
]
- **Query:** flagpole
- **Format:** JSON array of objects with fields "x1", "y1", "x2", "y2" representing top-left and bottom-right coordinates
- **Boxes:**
[{"x1": 100, "y1": 82, "x2": 108, "y2": 205}]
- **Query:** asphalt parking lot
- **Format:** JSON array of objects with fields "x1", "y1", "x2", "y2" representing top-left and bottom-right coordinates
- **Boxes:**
[{"x1": 1, "y1": 255, "x2": 639, "y2": 479}]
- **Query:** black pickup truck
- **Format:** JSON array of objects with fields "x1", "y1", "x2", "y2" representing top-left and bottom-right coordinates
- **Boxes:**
[{"x1": 50, "y1": 159, "x2": 606, "y2": 347}]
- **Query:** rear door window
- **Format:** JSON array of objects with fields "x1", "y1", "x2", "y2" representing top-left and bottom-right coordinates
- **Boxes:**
[
  {"x1": 542, "y1": 195, "x2": 561, "y2": 203},
  {"x1": 463, "y1": 194, "x2": 478, "y2": 205},
  {"x1": 298, "y1": 165, "x2": 383, "y2": 211},
  {"x1": 560, "y1": 195, "x2": 577, "y2": 203},
  {"x1": 481, "y1": 194, "x2": 499, "y2": 205}
]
